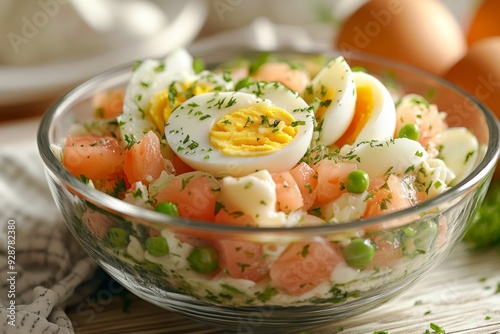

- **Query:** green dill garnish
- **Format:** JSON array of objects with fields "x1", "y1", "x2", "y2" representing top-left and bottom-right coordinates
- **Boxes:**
[
  {"x1": 78, "y1": 174, "x2": 90, "y2": 184},
  {"x1": 415, "y1": 151, "x2": 424, "y2": 157},
  {"x1": 168, "y1": 82, "x2": 177, "y2": 108},
  {"x1": 181, "y1": 175, "x2": 194, "y2": 190},
  {"x1": 214, "y1": 201, "x2": 225, "y2": 215},
  {"x1": 310, "y1": 207, "x2": 322, "y2": 217},
  {"x1": 222, "y1": 71, "x2": 232, "y2": 82},
  {"x1": 199, "y1": 114, "x2": 211, "y2": 121},
  {"x1": 320, "y1": 99, "x2": 332, "y2": 108},
  {"x1": 244, "y1": 116, "x2": 254, "y2": 127},
  {"x1": 226, "y1": 96, "x2": 237, "y2": 107},
  {"x1": 188, "y1": 141, "x2": 199, "y2": 150},
  {"x1": 123, "y1": 134, "x2": 137, "y2": 150},
  {"x1": 132, "y1": 60, "x2": 142, "y2": 71},
  {"x1": 140, "y1": 81, "x2": 150, "y2": 88},
  {"x1": 111, "y1": 177, "x2": 127, "y2": 198},
  {"x1": 291, "y1": 120, "x2": 306, "y2": 127},
  {"x1": 132, "y1": 188, "x2": 143, "y2": 198},
  {"x1": 154, "y1": 63, "x2": 165, "y2": 73},
  {"x1": 300, "y1": 244, "x2": 310, "y2": 257},
  {"x1": 465, "y1": 150, "x2": 475, "y2": 163},
  {"x1": 429, "y1": 322, "x2": 445, "y2": 333},
  {"x1": 260, "y1": 114, "x2": 271, "y2": 126},
  {"x1": 237, "y1": 262, "x2": 250, "y2": 273},
  {"x1": 405, "y1": 165, "x2": 415, "y2": 174},
  {"x1": 256, "y1": 287, "x2": 278, "y2": 302},
  {"x1": 249, "y1": 52, "x2": 270, "y2": 75}
]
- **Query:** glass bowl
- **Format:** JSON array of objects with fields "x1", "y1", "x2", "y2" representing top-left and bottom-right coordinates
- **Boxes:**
[{"x1": 37, "y1": 51, "x2": 500, "y2": 332}]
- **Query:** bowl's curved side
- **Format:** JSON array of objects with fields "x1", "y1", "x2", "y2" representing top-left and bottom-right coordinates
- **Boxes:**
[{"x1": 36, "y1": 50, "x2": 500, "y2": 330}]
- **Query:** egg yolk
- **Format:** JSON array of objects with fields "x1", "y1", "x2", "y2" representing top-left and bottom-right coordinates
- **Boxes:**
[
  {"x1": 335, "y1": 85, "x2": 373, "y2": 147},
  {"x1": 147, "y1": 81, "x2": 212, "y2": 135},
  {"x1": 210, "y1": 104, "x2": 298, "y2": 157}
]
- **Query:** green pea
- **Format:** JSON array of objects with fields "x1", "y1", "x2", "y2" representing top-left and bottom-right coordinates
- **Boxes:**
[
  {"x1": 346, "y1": 170, "x2": 370, "y2": 193},
  {"x1": 235, "y1": 77, "x2": 254, "y2": 91},
  {"x1": 344, "y1": 238, "x2": 375, "y2": 268},
  {"x1": 414, "y1": 220, "x2": 438, "y2": 253},
  {"x1": 398, "y1": 123, "x2": 420, "y2": 141},
  {"x1": 155, "y1": 201, "x2": 179, "y2": 217},
  {"x1": 107, "y1": 227, "x2": 129, "y2": 248},
  {"x1": 145, "y1": 236, "x2": 169, "y2": 257},
  {"x1": 187, "y1": 246, "x2": 219, "y2": 274}
]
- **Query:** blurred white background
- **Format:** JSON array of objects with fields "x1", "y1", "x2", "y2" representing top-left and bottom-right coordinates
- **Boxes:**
[{"x1": 0, "y1": 0, "x2": 481, "y2": 106}]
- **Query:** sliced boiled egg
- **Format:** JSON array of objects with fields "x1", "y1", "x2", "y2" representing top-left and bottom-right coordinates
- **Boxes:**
[
  {"x1": 336, "y1": 71, "x2": 396, "y2": 147},
  {"x1": 165, "y1": 83, "x2": 314, "y2": 177},
  {"x1": 119, "y1": 48, "x2": 232, "y2": 142},
  {"x1": 119, "y1": 49, "x2": 195, "y2": 142},
  {"x1": 303, "y1": 56, "x2": 357, "y2": 146},
  {"x1": 437, "y1": 127, "x2": 479, "y2": 185},
  {"x1": 340, "y1": 138, "x2": 428, "y2": 177},
  {"x1": 219, "y1": 170, "x2": 287, "y2": 227}
]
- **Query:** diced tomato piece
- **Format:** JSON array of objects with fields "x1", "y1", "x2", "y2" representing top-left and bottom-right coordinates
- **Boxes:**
[
  {"x1": 81, "y1": 209, "x2": 114, "y2": 239},
  {"x1": 63, "y1": 135, "x2": 125, "y2": 180},
  {"x1": 214, "y1": 209, "x2": 256, "y2": 227},
  {"x1": 290, "y1": 162, "x2": 318, "y2": 210},
  {"x1": 364, "y1": 174, "x2": 415, "y2": 218},
  {"x1": 315, "y1": 161, "x2": 356, "y2": 205},
  {"x1": 272, "y1": 171, "x2": 303, "y2": 213},
  {"x1": 215, "y1": 239, "x2": 268, "y2": 282},
  {"x1": 156, "y1": 174, "x2": 217, "y2": 222},
  {"x1": 124, "y1": 131, "x2": 165, "y2": 185},
  {"x1": 368, "y1": 237, "x2": 403, "y2": 269},
  {"x1": 270, "y1": 241, "x2": 341, "y2": 296},
  {"x1": 92, "y1": 88, "x2": 125, "y2": 119}
]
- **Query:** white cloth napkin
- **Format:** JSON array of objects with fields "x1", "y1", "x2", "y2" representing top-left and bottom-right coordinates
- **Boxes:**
[{"x1": 0, "y1": 141, "x2": 98, "y2": 334}]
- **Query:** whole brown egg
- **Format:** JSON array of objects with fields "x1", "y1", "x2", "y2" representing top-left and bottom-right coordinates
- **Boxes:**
[
  {"x1": 444, "y1": 37, "x2": 500, "y2": 121},
  {"x1": 335, "y1": 0, "x2": 467, "y2": 75},
  {"x1": 467, "y1": 0, "x2": 500, "y2": 46}
]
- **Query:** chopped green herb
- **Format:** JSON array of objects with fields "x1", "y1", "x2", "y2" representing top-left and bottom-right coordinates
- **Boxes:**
[
  {"x1": 193, "y1": 57, "x2": 205, "y2": 74},
  {"x1": 429, "y1": 322, "x2": 445, "y2": 333}
]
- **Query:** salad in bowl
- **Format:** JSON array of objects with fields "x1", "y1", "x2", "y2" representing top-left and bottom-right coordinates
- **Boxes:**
[{"x1": 38, "y1": 49, "x2": 499, "y2": 330}]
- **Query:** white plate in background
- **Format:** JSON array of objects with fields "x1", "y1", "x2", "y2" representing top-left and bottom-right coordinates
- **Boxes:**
[{"x1": 0, "y1": 0, "x2": 208, "y2": 107}]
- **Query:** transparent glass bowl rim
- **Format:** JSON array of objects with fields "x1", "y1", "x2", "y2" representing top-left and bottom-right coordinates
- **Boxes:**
[{"x1": 37, "y1": 50, "x2": 500, "y2": 235}]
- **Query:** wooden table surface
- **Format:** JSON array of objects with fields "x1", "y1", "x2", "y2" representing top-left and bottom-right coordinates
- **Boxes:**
[
  {"x1": 62, "y1": 242, "x2": 500, "y2": 334},
  {"x1": 2, "y1": 107, "x2": 500, "y2": 334}
]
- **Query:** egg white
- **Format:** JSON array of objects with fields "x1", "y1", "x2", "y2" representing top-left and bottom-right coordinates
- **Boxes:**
[
  {"x1": 307, "y1": 56, "x2": 357, "y2": 146},
  {"x1": 219, "y1": 170, "x2": 287, "y2": 227},
  {"x1": 340, "y1": 138, "x2": 428, "y2": 177},
  {"x1": 164, "y1": 87, "x2": 314, "y2": 177},
  {"x1": 119, "y1": 49, "x2": 232, "y2": 143},
  {"x1": 438, "y1": 127, "x2": 478, "y2": 185},
  {"x1": 119, "y1": 49, "x2": 195, "y2": 142}
]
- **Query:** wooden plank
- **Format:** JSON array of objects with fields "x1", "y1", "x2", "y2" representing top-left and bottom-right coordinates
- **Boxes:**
[{"x1": 67, "y1": 242, "x2": 500, "y2": 333}]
